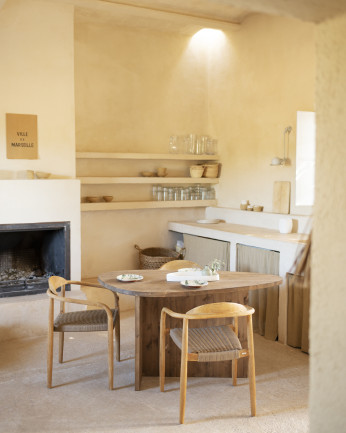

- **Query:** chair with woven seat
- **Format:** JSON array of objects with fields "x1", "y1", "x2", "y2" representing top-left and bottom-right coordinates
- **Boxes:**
[
  {"x1": 159, "y1": 302, "x2": 256, "y2": 424},
  {"x1": 47, "y1": 276, "x2": 120, "y2": 390},
  {"x1": 159, "y1": 260, "x2": 202, "y2": 271}
]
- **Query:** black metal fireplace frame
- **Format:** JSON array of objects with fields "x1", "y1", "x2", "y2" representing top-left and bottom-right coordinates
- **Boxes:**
[{"x1": 0, "y1": 221, "x2": 71, "y2": 297}]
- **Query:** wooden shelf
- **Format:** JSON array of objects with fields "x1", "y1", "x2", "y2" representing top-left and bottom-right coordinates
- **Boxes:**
[
  {"x1": 81, "y1": 200, "x2": 217, "y2": 211},
  {"x1": 77, "y1": 152, "x2": 220, "y2": 211},
  {"x1": 76, "y1": 152, "x2": 219, "y2": 161},
  {"x1": 78, "y1": 177, "x2": 219, "y2": 185}
]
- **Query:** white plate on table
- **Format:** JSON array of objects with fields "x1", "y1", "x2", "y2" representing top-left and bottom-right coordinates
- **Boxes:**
[
  {"x1": 196, "y1": 219, "x2": 222, "y2": 224},
  {"x1": 180, "y1": 280, "x2": 208, "y2": 289},
  {"x1": 116, "y1": 274, "x2": 143, "y2": 282}
]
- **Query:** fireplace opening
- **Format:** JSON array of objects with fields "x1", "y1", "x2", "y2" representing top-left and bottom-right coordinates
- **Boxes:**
[{"x1": 0, "y1": 222, "x2": 70, "y2": 297}]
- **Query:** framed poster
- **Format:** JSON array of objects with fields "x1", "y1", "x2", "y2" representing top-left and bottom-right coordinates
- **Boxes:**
[{"x1": 6, "y1": 113, "x2": 38, "y2": 159}]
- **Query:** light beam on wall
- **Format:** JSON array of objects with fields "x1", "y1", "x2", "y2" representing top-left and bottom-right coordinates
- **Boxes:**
[{"x1": 190, "y1": 28, "x2": 225, "y2": 48}]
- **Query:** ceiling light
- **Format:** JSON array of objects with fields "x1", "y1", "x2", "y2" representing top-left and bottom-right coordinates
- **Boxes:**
[{"x1": 190, "y1": 28, "x2": 225, "y2": 47}]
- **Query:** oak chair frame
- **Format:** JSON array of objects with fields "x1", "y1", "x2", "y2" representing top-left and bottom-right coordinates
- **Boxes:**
[
  {"x1": 159, "y1": 260, "x2": 202, "y2": 271},
  {"x1": 47, "y1": 276, "x2": 120, "y2": 390},
  {"x1": 160, "y1": 302, "x2": 256, "y2": 424}
]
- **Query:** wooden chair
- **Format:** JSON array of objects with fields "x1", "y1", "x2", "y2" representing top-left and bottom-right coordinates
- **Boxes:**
[
  {"x1": 159, "y1": 260, "x2": 202, "y2": 271},
  {"x1": 160, "y1": 302, "x2": 256, "y2": 424},
  {"x1": 47, "y1": 276, "x2": 120, "y2": 390}
]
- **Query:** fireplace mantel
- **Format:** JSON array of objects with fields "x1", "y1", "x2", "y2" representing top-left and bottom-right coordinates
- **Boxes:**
[
  {"x1": 0, "y1": 179, "x2": 81, "y2": 340},
  {"x1": 0, "y1": 179, "x2": 81, "y2": 280}
]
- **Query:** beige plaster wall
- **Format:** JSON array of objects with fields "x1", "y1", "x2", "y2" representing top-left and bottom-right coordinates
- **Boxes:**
[
  {"x1": 74, "y1": 11, "x2": 209, "y2": 152},
  {"x1": 208, "y1": 14, "x2": 315, "y2": 214},
  {"x1": 0, "y1": 0, "x2": 75, "y2": 178},
  {"x1": 310, "y1": 13, "x2": 346, "y2": 433}
]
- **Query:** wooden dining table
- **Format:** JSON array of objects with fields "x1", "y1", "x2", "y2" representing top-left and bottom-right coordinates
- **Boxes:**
[{"x1": 98, "y1": 269, "x2": 282, "y2": 390}]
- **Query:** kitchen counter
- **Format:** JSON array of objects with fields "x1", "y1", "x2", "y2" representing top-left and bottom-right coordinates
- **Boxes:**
[
  {"x1": 169, "y1": 220, "x2": 308, "y2": 245},
  {"x1": 168, "y1": 220, "x2": 308, "y2": 344}
]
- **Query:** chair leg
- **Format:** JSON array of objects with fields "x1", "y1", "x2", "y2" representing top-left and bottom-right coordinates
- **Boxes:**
[
  {"x1": 232, "y1": 359, "x2": 238, "y2": 386},
  {"x1": 247, "y1": 315, "x2": 256, "y2": 416},
  {"x1": 233, "y1": 316, "x2": 238, "y2": 386},
  {"x1": 179, "y1": 318, "x2": 189, "y2": 424},
  {"x1": 59, "y1": 332, "x2": 64, "y2": 363},
  {"x1": 159, "y1": 310, "x2": 166, "y2": 392},
  {"x1": 115, "y1": 310, "x2": 120, "y2": 362},
  {"x1": 108, "y1": 319, "x2": 114, "y2": 390},
  {"x1": 47, "y1": 299, "x2": 54, "y2": 388}
]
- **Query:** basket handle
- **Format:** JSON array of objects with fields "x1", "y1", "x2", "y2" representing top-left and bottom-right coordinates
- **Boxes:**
[{"x1": 134, "y1": 244, "x2": 142, "y2": 252}]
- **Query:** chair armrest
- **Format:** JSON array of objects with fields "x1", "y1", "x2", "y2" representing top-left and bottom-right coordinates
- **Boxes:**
[
  {"x1": 47, "y1": 289, "x2": 114, "y2": 317},
  {"x1": 161, "y1": 307, "x2": 186, "y2": 319}
]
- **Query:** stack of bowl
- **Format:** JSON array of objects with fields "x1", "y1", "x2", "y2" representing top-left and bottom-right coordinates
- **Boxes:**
[{"x1": 189, "y1": 165, "x2": 205, "y2": 178}]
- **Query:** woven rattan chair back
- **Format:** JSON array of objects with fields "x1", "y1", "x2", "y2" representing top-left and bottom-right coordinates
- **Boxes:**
[
  {"x1": 160, "y1": 301, "x2": 256, "y2": 423},
  {"x1": 47, "y1": 276, "x2": 120, "y2": 390}
]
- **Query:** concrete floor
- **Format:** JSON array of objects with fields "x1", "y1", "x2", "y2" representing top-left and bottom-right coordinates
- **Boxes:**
[{"x1": 0, "y1": 310, "x2": 309, "y2": 433}]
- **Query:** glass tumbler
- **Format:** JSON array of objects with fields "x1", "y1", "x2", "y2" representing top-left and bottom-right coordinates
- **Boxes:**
[
  {"x1": 169, "y1": 135, "x2": 178, "y2": 153},
  {"x1": 152, "y1": 185, "x2": 158, "y2": 201},
  {"x1": 168, "y1": 187, "x2": 174, "y2": 201},
  {"x1": 156, "y1": 186, "x2": 163, "y2": 201},
  {"x1": 162, "y1": 187, "x2": 168, "y2": 201},
  {"x1": 206, "y1": 138, "x2": 218, "y2": 155},
  {"x1": 188, "y1": 134, "x2": 196, "y2": 154}
]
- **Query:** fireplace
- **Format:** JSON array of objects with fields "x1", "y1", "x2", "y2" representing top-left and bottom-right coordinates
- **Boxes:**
[{"x1": 0, "y1": 222, "x2": 70, "y2": 297}]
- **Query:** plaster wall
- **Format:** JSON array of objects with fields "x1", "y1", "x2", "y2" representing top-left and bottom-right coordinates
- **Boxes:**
[
  {"x1": 0, "y1": 0, "x2": 75, "y2": 178},
  {"x1": 207, "y1": 14, "x2": 315, "y2": 214},
  {"x1": 74, "y1": 11, "x2": 209, "y2": 152},
  {"x1": 310, "y1": 13, "x2": 346, "y2": 432}
]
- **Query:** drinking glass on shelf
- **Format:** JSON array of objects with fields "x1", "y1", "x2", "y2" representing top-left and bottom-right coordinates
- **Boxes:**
[
  {"x1": 200, "y1": 186, "x2": 208, "y2": 200},
  {"x1": 181, "y1": 135, "x2": 190, "y2": 154},
  {"x1": 206, "y1": 138, "x2": 218, "y2": 155},
  {"x1": 152, "y1": 185, "x2": 158, "y2": 201},
  {"x1": 184, "y1": 186, "x2": 191, "y2": 200},
  {"x1": 169, "y1": 136, "x2": 178, "y2": 154},
  {"x1": 187, "y1": 134, "x2": 196, "y2": 154},
  {"x1": 196, "y1": 135, "x2": 209, "y2": 155},
  {"x1": 174, "y1": 187, "x2": 181, "y2": 201},
  {"x1": 168, "y1": 187, "x2": 174, "y2": 201},
  {"x1": 156, "y1": 186, "x2": 163, "y2": 201}
]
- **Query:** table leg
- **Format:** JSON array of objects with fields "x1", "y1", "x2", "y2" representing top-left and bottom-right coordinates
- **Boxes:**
[{"x1": 135, "y1": 296, "x2": 142, "y2": 391}]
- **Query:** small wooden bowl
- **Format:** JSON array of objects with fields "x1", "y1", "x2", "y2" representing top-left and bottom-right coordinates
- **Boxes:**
[
  {"x1": 103, "y1": 195, "x2": 113, "y2": 202},
  {"x1": 141, "y1": 171, "x2": 155, "y2": 177},
  {"x1": 86, "y1": 196, "x2": 99, "y2": 203},
  {"x1": 35, "y1": 171, "x2": 51, "y2": 179},
  {"x1": 157, "y1": 167, "x2": 168, "y2": 177},
  {"x1": 253, "y1": 205, "x2": 264, "y2": 212}
]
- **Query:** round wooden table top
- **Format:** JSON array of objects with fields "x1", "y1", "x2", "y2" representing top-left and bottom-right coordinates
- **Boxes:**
[{"x1": 98, "y1": 269, "x2": 282, "y2": 298}]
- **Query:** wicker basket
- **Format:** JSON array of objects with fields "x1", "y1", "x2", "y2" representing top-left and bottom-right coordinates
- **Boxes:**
[
  {"x1": 203, "y1": 163, "x2": 219, "y2": 178},
  {"x1": 134, "y1": 244, "x2": 182, "y2": 270}
]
